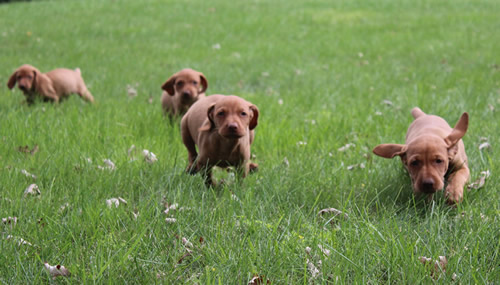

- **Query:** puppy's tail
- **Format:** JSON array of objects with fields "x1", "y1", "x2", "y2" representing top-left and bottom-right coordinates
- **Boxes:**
[
  {"x1": 74, "y1": 68, "x2": 81, "y2": 75},
  {"x1": 411, "y1": 107, "x2": 426, "y2": 119}
]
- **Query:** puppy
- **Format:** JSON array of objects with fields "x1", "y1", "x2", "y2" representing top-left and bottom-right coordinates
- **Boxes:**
[
  {"x1": 7, "y1": 64, "x2": 94, "y2": 104},
  {"x1": 181, "y1": 95, "x2": 259, "y2": 186},
  {"x1": 161, "y1": 68, "x2": 208, "y2": 117},
  {"x1": 373, "y1": 107, "x2": 469, "y2": 204}
]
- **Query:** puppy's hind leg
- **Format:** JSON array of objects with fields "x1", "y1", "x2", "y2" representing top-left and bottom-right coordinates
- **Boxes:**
[
  {"x1": 181, "y1": 120, "x2": 198, "y2": 174},
  {"x1": 79, "y1": 89, "x2": 95, "y2": 103}
]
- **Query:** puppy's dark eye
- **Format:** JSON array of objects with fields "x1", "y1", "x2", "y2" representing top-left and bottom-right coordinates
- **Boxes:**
[
  {"x1": 176, "y1": 81, "x2": 184, "y2": 87},
  {"x1": 192, "y1": 81, "x2": 198, "y2": 85},
  {"x1": 241, "y1": 112, "x2": 247, "y2": 116},
  {"x1": 217, "y1": 111, "x2": 225, "y2": 117},
  {"x1": 410, "y1": 160, "x2": 419, "y2": 167},
  {"x1": 436, "y1": 159, "x2": 443, "y2": 164}
]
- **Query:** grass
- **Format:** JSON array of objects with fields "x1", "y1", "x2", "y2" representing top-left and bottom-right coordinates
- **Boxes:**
[{"x1": 0, "y1": 0, "x2": 499, "y2": 283}]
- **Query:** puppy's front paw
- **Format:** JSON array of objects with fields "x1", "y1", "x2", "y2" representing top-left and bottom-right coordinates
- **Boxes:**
[{"x1": 445, "y1": 184, "x2": 463, "y2": 205}]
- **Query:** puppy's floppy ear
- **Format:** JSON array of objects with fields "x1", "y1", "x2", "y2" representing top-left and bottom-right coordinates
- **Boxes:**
[
  {"x1": 161, "y1": 74, "x2": 177, "y2": 96},
  {"x1": 199, "y1": 103, "x2": 216, "y2": 132},
  {"x1": 33, "y1": 69, "x2": 53, "y2": 94},
  {"x1": 199, "y1": 72, "x2": 208, "y2": 94},
  {"x1": 7, "y1": 70, "x2": 17, "y2": 89},
  {"x1": 373, "y1": 144, "x2": 407, "y2": 159},
  {"x1": 249, "y1": 104, "x2": 259, "y2": 130},
  {"x1": 444, "y1": 112, "x2": 469, "y2": 148}
]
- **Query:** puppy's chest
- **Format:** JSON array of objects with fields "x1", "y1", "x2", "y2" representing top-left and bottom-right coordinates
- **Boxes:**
[{"x1": 200, "y1": 138, "x2": 249, "y2": 165}]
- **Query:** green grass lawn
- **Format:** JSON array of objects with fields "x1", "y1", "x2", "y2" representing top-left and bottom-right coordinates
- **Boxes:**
[{"x1": 0, "y1": 0, "x2": 499, "y2": 283}]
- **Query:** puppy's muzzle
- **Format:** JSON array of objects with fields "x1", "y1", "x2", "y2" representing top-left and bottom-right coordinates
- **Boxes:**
[
  {"x1": 221, "y1": 123, "x2": 244, "y2": 138},
  {"x1": 181, "y1": 91, "x2": 193, "y2": 103},
  {"x1": 19, "y1": 85, "x2": 28, "y2": 91},
  {"x1": 420, "y1": 178, "x2": 436, "y2": 193}
]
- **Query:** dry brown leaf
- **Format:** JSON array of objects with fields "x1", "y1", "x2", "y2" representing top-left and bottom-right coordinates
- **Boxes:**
[
  {"x1": 142, "y1": 150, "x2": 158, "y2": 164},
  {"x1": 18, "y1": 145, "x2": 39, "y2": 155},
  {"x1": 165, "y1": 218, "x2": 177, "y2": 224},
  {"x1": 24, "y1": 184, "x2": 40, "y2": 197},
  {"x1": 338, "y1": 143, "x2": 355, "y2": 152},
  {"x1": 248, "y1": 274, "x2": 271, "y2": 285},
  {"x1": 21, "y1": 169, "x2": 37, "y2": 179},
  {"x1": 182, "y1": 237, "x2": 193, "y2": 248},
  {"x1": 6, "y1": 235, "x2": 32, "y2": 246},
  {"x1": 419, "y1": 256, "x2": 447, "y2": 278},
  {"x1": 478, "y1": 142, "x2": 491, "y2": 150},
  {"x1": 126, "y1": 84, "x2": 138, "y2": 98},
  {"x1": 467, "y1": 170, "x2": 490, "y2": 190},
  {"x1": 106, "y1": 197, "x2": 127, "y2": 208},
  {"x1": 307, "y1": 259, "x2": 320, "y2": 278},
  {"x1": 318, "y1": 208, "x2": 349, "y2": 220},
  {"x1": 44, "y1": 263, "x2": 71, "y2": 279},
  {"x1": 347, "y1": 163, "x2": 365, "y2": 170},
  {"x1": 318, "y1": 244, "x2": 331, "y2": 257},
  {"x1": 2, "y1": 216, "x2": 17, "y2": 227}
]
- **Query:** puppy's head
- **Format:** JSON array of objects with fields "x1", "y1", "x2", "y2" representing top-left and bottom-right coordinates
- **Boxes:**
[
  {"x1": 202, "y1": 96, "x2": 259, "y2": 139},
  {"x1": 7, "y1": 64, "x2": 40, "y2": 93},
  {"x1": 373, "y1": 112, "x2": 468, "y2": 194},
  {"x1": 161, "y1": 69, "x2": 208, "y2": 104}
]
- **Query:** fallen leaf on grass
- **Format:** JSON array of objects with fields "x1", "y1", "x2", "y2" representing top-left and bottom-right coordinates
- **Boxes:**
[
  {"x1": 106, "y1": 197, "x2": 127, "y2": 208},
  {"x1": 318, "y1": 208, "x2": 349, "y2": 220},
  {"x1": 44, "y1": 263, "x2": 71, "y2": 279},
  {"x1": 98, "y1": 159, "x2": 116, "y2": 171},
  {"x1": 347, "y1": 163, "x2": 365, "y2": 170},
  {"x1": 6, "y1": 235, "x2": 32, "y2": 246},
  {"x1": 307, "y1": 259, "x2": 320, "y2": 278},
  {"x1": 126, "y1": 84, "x2": 138, "y2": 98},
  {"x1": 182, "y1": 237, "x2": 193, "y2": 248},
  {"x1": 338, "y1": 143, "x2": 355, "y2": 152},
  {"x1": 165, "y1": 218, "x2": 177, "y2": 224},
  {"x1": 2, "y1": 216, "x2": 17, "y2": 227},
  {"x1": 177, "y1": 249, "x2": 192, "y2": 264},
  {"x1": 419, "y1": 256, "x2": 447, "y2": 278},
  {"x1": 318, "y1": 244, "x2": 331, "y2": 257},
  {"x1": 142, "y1": 149, "x2": 158, "y2": 164},
  {"x1": 59, "y1": 203, "x2": 70, "y2": 212},
  {"x1": 21, "y1": 169, "x2": 37, "y2": 179},
  {"x1": 248, "y1": 274, "x2": 271, "y2": 285},
  {"x1": 212, "y1": 43, "x2": 221, "y2": 50},
  {"x1": 163, "y1": 203, "x2": 178, "y2": 215},
  {"x1": 467, "y1": 170, "x2": 490, "y2": 190},
  {"x1": 18, "y1": 145, "x2": 39, "y2": 155},
  {"x1": 128, "y1": 145, "x2": 137, "y2": 160},
  {"x1": 283, "y1": 157, "x2": 290, "y2": 167},
  {"x1": 24, "y1": 184, "x2": 40, "y2": 197},
  {"x1": 132, "y1": 211, "x2": 139, "y2": 220},
  {"x1": 478, "y1": 142, "x2": 491, "y2": 150}
]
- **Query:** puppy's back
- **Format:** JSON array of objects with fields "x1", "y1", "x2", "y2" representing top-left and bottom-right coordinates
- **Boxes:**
[
  {"x1": 45, "y1": 68, "x2": 84, "y2": 95},
  {"x1": 182, "y1": 95, "x2": 225, "y2": 140}
]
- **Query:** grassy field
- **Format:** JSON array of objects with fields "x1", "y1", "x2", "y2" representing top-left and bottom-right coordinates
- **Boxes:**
[{"x1": 0, "y1": 0, "x2": 499, "y2": 283}]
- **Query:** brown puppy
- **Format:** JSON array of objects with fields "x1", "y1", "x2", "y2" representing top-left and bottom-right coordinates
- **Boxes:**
[
  {"x1": 161, "y1": 68, "x2": 208, "y2": 117},
  {"x1": 373, "y1": 107, "x2": 469, "y2": 204},
  {"x1": 7, "y1": 64, "x2": 94, "y2": 104},
  {"x1": 181, "y1": 95, "x2": 259, "y2": 186}
]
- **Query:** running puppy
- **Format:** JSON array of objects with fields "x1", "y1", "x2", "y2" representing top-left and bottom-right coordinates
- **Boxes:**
[
  {"x1": 373, "y1": 107, "x2": 469, "y2": 204},
  {"x1": 181, "y1": 95, "x2": 259, "y2": 186},
  {"x1": 161, "y1": 68, "x2": 208, "y2": 117},
  {"x1": 7, "y1": 64, "x2": 94, "y2": 104}
]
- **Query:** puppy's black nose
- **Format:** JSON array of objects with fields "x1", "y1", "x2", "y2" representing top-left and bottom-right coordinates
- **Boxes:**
[
  {"x1": 19, "y1": 85, "x2": 27, "y2": 91},
  {"x1": 227, "y1": 123, "x2": 238, "y2": 132},
  {"x1": 182, "y1": 91, "x2": 191, "y2": 99},
  {"x1": 421, "y1": 179, "x2": 435, "y2": 193}
]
